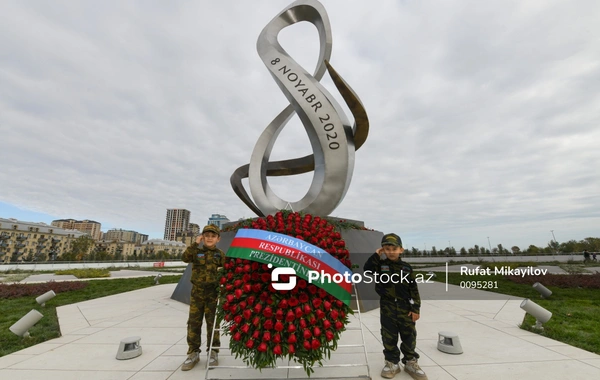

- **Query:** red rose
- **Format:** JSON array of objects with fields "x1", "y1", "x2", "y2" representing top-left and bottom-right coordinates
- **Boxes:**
[
  {"x1": 259, "y1": 292, "x2": 269, "y2": 302},
  {"x1": 246, "y1": 339, "x2": 255, "y2": 349},
  {"x1": 252, "y1": 316, "x2": 260, "y2": 326},
  {"x1": 252, "y1": 330, "x2": 260, "y2": 339},
  {"x1": 330, "y1": 310, "x2": 339, "y2": 320},
  {"x1": 303, "y1": 304, "x2": 312, "y2": 315},
  {"x1": 263, "y1": 332, "x2": 271, "y2": 342},
  {"x1": 287, "y1": 323, "x2": 296, "y2": 333},
  {"x1": 263, "y1": 306, "x2": 273, "y2": 318},
  {"x1": 323, "y1": 319, "x2": 331, "y2": 329},
  {"x1": 308, "y1": 285, "x2": 318, "y2": 294},
  {"x1": 244, "y1": 264, "x2": 251, "y2": 273},
  {"x1": 222, "y1": 302, "x2": 230, "y2": 311},
  {"x1": 299, "y1": 319, "x2": 307, "y2": 329},
  {"x1": 233, "y1": 332, "x2": 242, "y2": 341},
  {"x1": 288, "y1": 297, "x2": 299, "y2": 307},
  {"x1": 295, "y1": 307, "x2": 303, "y2": 319},
  {"x1": 275, "y1": 309, "x2": 284, "y2": 320},
  {"x1": 263, "y1": 319, "x2": 274, "y2": 330},
  {"x1": 273, "y1": 333, "x2": 281, "y2": 344},
  {"x1": 286, "y1": 310, "x2": 295, "y2": 322},
  {"x1": 261, "y1": 273, "x2": 271, "y2": 283},
  {"x1": 312, "y1": 298, "x2": 322, "y2": 308},
  {"x1": 242, "y1": 274, "x2": 251, "y2": 283},
  {"x1": 258, "y1": 342, "x2": 268, "y2": 352},
  {"x1": 241, "y1": 324, "x2": 250, "y2": 333},
  {"x1": 303, "y1": 340, "x2": 311, "y2": 350},
  {"x1": 247, "y1": 296, "x2": 256, "y2": 305},
  {"x1": 298, "y1": 279, "x2": 307, "y2": 289},
  {"x1": 303, "y1": 329, "x2": 312, "y2": 339},
  {"x1": 243, "y1": 309, "x2": 252, "y2": 320},
  {"x1": 234, "y1": 279, "x2": 242, "y2": 288},
  {"x1": 287, "y1": 334, "x2": 297, "y2": 344},
  {"x1": 226, "y1": 294, "x2": 234, "y2": 303},
  {"x1": 252, "y1": 284, "x2": 262, "y2": 293},
  {"x1": 334, "y1": 321, "x2": 343, "y2": 330},
  {"x1": 311, "y1": 339, "x2": 320, "y2": 350},
  {"x1": 316, "y1": 309, "x2": 325, "y2": 320},
  {"x1": 299, "y1": 293, "x2": 309, "y2": 303},
  {"x1": 235, "y1": 289, "x2": 243, "y2": 299},
  {"x1": 318, "y1": 288, "x2": 327, "y2": 298},
  {"x1": 288, "y1": 344, "x2": 296, "y2": 354},
  {"x1": 251, "y1": 262, "x2": 259, "y2": 271},
  {"x1": 325, "y1": 330, "x2": 334, "y2": 341},
  {"x1": 278, "y1": 299, "x2": 289, "y2": 309},
  {"x1": 273, "y1": 344, "x2": 283, "y2": 355},
  {"x1": 253, "y1": 303, "x2": 263, "y2": 314},
  {"x1": 234, "y1": 315, "x2": 242, "y2": 325},
  {"x1": 243, "y1": 284, "x2": 252, "y2": 293},
  {"x1": 313, "y1": 327, "x2": 321, "y2": 337},
  {"x1": 274, "y1": 321, "x2": 284, "y2": 332},
  {"x1": 336, "y1": 300, "x2": 344, "y2": 308},
  {"x1": 239, "y1": 301, "x2": 247, "y2": 310},
  {"x1": 229, "y1": 324, "x2": 237, "y2": 333},
  {"x1": 220, "y1": 277, "x2": 227, "y2": 285}
]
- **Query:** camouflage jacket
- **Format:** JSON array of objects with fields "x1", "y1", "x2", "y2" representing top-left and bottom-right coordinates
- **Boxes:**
[
  {"x1": 363, "y1": 253, "x2": 421, "y2": 313},
  {"x1": 182, "y1": 243, "x2": 225, "y2": 286}
]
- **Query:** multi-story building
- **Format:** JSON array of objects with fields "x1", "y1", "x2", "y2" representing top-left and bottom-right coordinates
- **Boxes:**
[
  {"x1": 141, "y1": 239, "x2": 186, "y2": 259},
  {"x1": 51, "y1": 219, "x2": 102, "y2": 240},
  {"x1": 104, "y1": 229, "x2": 148, "y2": 244},
  {"x1": 0, "y1": 218, "x2": 87, "y2": 263},
  {"x1": 94, "y1": 240, "x2": 137, "y2": 259},
  {"x1": 207, "y1": 214, "x2": 230, "y2": 229},
  {"x1": 164, "y1": 209, "x2": 190, "y2": 241}
]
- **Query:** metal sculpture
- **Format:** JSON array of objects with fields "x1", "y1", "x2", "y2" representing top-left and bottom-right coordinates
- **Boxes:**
[{"x1": 231, "y1": 0, "x2": 369, "y2": 217}]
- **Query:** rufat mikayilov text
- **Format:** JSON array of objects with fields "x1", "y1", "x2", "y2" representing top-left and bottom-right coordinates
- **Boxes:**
[
  {"x1": 308, "y1": 270, "x2": 435, "y2": 284},
  {"x1": 461, "y1": 266, "x2": 548, "y2": 277}
]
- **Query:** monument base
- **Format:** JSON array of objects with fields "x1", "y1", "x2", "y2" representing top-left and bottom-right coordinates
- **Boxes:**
[{"x1": 171, "y1": 222, "x2": 383, "y2": 312}]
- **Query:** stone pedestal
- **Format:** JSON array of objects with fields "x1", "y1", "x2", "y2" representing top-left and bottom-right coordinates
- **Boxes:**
[{"x1": 171, "y1": 225, "x2": 383, "y2": 312}]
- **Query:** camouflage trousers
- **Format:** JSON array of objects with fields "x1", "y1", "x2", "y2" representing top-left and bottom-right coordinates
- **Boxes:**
[
  {"x1": 187, "y1": 283, "x2": 220, "y2": 355},
  {"x1": 380, "y1": 299, "x2": 419, "y2": 364}
]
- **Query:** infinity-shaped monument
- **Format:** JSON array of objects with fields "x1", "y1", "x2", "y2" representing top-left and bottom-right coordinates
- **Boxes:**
[{"x1": 231, "y1": 0, "x2": 369, "y2": 217}]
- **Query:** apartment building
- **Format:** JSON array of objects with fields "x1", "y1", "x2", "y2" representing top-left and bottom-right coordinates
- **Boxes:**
[
  {"x1": 207, "y1": 214, "x2": 230, "y2": 229},
  {"x1": 104, "y1": 228, "x2": 148, "y2": 244},
  {"x1": 51, "y1": 219, "x2": 102, "y2": 240},
  {"x1": 141, "y1": 239, "x2": 186, "y2": 258},
  {"x1": 164, "y1": 209, "x2": 190, "y2": 241},
  {"x1": 0, "y1": 218, "x2": 87, "y2": 263}
]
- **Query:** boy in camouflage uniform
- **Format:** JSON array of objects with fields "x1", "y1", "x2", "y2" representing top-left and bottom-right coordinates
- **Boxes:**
[
  {"x1": 363, "y1": 233, "x2": 427, "y2": 380},
  {"x1": 181, "y1": 224, "x2": 225, "y2": 371}
]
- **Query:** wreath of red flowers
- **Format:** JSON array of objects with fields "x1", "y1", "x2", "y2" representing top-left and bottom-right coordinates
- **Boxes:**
[{"x1": 218, "y1": 211, "x2": 353, "y2": 375}]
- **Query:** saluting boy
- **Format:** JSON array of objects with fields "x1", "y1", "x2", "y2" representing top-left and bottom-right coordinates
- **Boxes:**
[{"x1": 364, "y1": 233, "x2": 427, "y2": 380}]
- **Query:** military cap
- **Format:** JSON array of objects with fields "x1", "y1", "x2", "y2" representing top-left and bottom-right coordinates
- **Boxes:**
[
  {"x1": 202, "y1": 224, "x2": 221, "y2": 236},
  {"x1": 381, "y1": 233, "x2": 402, "y2": 247}
]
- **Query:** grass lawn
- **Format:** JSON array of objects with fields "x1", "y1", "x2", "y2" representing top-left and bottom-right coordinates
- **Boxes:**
[
  {"x1": 426, "y1": 270, "x2": 600, "y2": 355},
  {"x1": 0, "y1": 275, "x2": 182, "y2": 357}
]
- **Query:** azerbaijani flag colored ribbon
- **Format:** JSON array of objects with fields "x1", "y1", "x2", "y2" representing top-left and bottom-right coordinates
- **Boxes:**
[{"x1": 227, "y1": 229, "x2": 352, "y2": 305}]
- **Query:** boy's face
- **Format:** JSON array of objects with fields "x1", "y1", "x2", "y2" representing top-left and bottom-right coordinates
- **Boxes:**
[
  {"x1": 202, "y1": 232, "x2": 220, "y2": 248},
  {"x1": 382, "y1": 244, "x2": 404, "y2": 261}
]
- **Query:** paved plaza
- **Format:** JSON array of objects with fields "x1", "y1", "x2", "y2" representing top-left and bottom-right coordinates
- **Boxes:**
[{"x1": 1, "y1": 279, "x2": 599, "y2": 379}]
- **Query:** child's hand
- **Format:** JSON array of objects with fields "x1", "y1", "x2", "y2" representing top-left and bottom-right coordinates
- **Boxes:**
[
  {"x1": 376, "y1": 247, "x2": 384, "y2": 255},
  {"x1": 195, "y1": 235, "x2": 204, "y2": 245},
  {"x1": 408, "y1": 311, "x2": 420, "y2": 322}
]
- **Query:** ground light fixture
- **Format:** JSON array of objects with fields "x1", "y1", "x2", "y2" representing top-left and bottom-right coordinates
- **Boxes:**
[
  {"x1": 520, "y1": 298, "x2": 552, "y2": 330},
  {"x1": 532, "y1": 282, "x2": 552, "y2": 298},
  {"x1": 154, "y1": 273, "x2": 162, "y2": 285},
  {"x1": 116, "y1": 336, "x2": 142, "y2": 360},
  {"x1": 9, "y1": 310, "x2": 44, "y2": 337},
  {"x1": 36, "y1": 290, "x2": 56, "y2": 306}
]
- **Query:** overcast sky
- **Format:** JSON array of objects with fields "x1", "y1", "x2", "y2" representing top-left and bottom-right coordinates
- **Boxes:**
[{"x1": 1, "y1": 0, "x2": 599, "y2": 252}]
